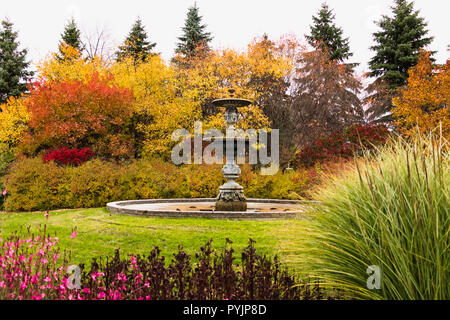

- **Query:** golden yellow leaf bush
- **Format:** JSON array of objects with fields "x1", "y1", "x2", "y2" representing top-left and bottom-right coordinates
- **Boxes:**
[
  {"x1": 111, "y1": 55, "x2": 201, "y2": 158},
  {"x1": 392, "y1": 51, "x2": 449, "y2": 139},
  {"x1": 37, "y1": 45, "x2": 110, "y2": 83},
  {"x1": 2, "y1": 158, "x2": 308, "y2": 211},
  {"x1": 0, "y1": 96, "x2": 30, "y2": 154},
  {"x1": 174, "y1": 36, "x2": 292, "y2": 131}
]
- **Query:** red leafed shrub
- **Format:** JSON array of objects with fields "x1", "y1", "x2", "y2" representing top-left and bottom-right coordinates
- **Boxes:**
[
  {"x1": 20, "y1": 73, "x2": 135, "y2": 159},
  {"x1": 346, "y1": 123, "x2": 390, "y2": 147},
  {"x1": 43, "y1": 147, "x2": 94, "y2": 166},
  {"x1": 296, "y1": 123, "x2": 390, "y2": 167}
]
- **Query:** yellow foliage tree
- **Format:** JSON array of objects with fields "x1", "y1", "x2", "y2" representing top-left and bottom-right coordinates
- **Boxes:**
[
  {"x1": 392, "y1": 51, "x2": 449, "y2": 139},
  {"x1": 174, "y1": 36, "x2": 292, "y2": 131},
  {"x1": 111, "y1": 55, "x2": 201, "y2": 157},
  {"x1": 0, "y1": 96, "x2": 30, "y2": 154},
  {"x1": 37, "y1": 44, "x2": 110, "y2": 83}
]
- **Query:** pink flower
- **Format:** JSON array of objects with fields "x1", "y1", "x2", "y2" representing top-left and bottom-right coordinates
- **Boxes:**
[
  {"x1": 70, "y1": 230, "x2": 78, "y2": 239},
  {"x1": 91, "y1": 271, "x2": 104, "y2": 281},
  {"x1": 45, "y1": 211, "x2": 49, "y2": 218},
  {"x1": 2, "y1": 189, "x2": 6, "y2": 196},
  {"x1": 117, "y1": 272, "x2": 127, "y2": 282},
  {"x1": 97, "y1": 292, "x2": 106, "y2": 299}
]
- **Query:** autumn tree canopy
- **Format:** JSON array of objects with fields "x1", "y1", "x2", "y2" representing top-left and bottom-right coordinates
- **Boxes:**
[
  {"x1": 20, "y1": 74, "x2": 135, "y2": 159},
  {"x1": 0, "y1": 96, "x2": 29, "y2": 154},
  {"x1": 392, "y1": 51, "x2": 449, "y2": 139}
]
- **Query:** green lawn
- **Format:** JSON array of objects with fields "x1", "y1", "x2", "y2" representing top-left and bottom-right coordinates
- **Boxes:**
[{"x1": 0, "y1": 208, "x2": 310, "y2": 274}]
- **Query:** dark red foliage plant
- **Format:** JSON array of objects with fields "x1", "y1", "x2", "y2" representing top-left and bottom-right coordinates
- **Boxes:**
[
  {"x1": 296, "y1": 123, "x2": 390, "y2": 167},
  {"x1": 43, "y1": 147, "x2": 94, "y2": 166}
]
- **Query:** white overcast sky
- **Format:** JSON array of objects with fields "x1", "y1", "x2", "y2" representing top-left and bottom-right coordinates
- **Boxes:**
[{"x1": 1, "y1": 0, "x2": 449, "y2": 75}]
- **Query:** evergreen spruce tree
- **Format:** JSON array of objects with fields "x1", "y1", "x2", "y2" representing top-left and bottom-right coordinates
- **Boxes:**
[
  {"x1": 116, "y1": 18, "x2": 156, "y2": 63},
  {"x1": 365, "y1": 0, "x2": 433, "y2": 122},
  {"x1": 306, "y1": 2, "x2": 352, "y2": 62},
  {"x1": 175, "y1": 4, "x2": 212, "y2": 58},
  {"x1": 0, "y1": 19, "x2": 33, "y2": 105},
  {"x1": 56, "y1": 18, "x2": 83, "y2": 61}
]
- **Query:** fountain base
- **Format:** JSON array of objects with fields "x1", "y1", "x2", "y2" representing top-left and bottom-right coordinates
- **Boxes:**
[
  {"x1": 106, "y1": 198, "x2": 311, "y2": 219},
  {"x1": 215, "y1": 180, "x2": 247, "y2": 211},
  {"x1": 215, "y1": 199, "x2": 247, "y2": 212}
]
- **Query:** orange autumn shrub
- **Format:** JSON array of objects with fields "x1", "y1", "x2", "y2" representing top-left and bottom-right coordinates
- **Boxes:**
[
  {"x1": 20, "y1": 73, "x2": 135, "y2": 159},
  {"x1": 392, "y1": 51, "x2": 449, "y2": 139}
]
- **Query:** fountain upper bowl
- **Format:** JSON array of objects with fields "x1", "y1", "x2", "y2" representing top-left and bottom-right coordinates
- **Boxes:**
[{"x1": 212, "y1": 98, "x2": 252, "y2": 108}]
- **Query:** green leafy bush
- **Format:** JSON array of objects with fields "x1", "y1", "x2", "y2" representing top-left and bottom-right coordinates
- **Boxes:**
[
  {"x1": 240, "y1": 165, "x2": 309, "y2": 200},
  {"x1": 0, "y1": 149, "x2": 15, "y2": 208},
  {"x1": 304, "y1": 133, "x2": 449, "y2": 299},
  {"x1": 2, "y1": 158, "x2": 309, "y2": 211}
]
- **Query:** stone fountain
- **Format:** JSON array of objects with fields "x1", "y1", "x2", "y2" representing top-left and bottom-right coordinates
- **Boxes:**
[
  {"x1": 106, "y1": 92, "x2": 310, "y2": 219},
  {"x1": 213, "y1": 93, "x2": 250, "y2": 211}
]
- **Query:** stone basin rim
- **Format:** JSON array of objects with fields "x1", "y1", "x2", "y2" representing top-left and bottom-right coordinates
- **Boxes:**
[{"x1": 106, "y1": 198, "x2": 318, "y2": 219}]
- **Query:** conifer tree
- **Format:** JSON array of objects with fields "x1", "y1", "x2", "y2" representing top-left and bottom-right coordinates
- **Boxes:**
[
  {"x1": 292, "y1": 47, "x2": 363, "y2": 145},
  {"x1": 365, "y1": 0, "x2": 433, "y2": 122},
  {"x1": 0, "y1": 19, "x2": 33, "y2": 105},
  {"x1": 175, "y1": 4, "x2": 212, "y2": 58},
  {"x1": 56, "y1": 18, "x2": 83, "y2": 61},
  {"x1": 306, "y1": 2, "x2": 352, "y2": 62},
  {"x1": 116, "y1": 18, "x2": 156, "y2": 63}
]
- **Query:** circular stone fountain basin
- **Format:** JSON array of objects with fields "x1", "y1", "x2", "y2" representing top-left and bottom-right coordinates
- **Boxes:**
[{"x1": 106, "y1": 198, "x2": 312, "y2": 219}]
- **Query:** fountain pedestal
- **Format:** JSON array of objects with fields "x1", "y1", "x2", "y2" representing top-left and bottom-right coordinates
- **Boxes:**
[
  {"x1": 216, "y1": 162, "x2": 247, "y2": 211},
  {"x1": 212, "y1": 95, "x2": 251, "y2": 212}
]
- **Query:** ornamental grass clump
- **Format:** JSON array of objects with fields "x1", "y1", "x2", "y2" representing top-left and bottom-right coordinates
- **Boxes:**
[{"x1": 305, "y1": 131, "x2": 449, "y2": 299}]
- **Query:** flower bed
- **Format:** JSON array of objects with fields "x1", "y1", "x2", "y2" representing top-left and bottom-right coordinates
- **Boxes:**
[{"x1": 0, "y1": 222, "x2": 338, "y2": 300}]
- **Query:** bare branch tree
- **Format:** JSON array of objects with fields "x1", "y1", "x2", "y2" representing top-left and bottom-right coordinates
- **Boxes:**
[{"x1": 82, "y1": 25, "x2": 116, "y2": 64}]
